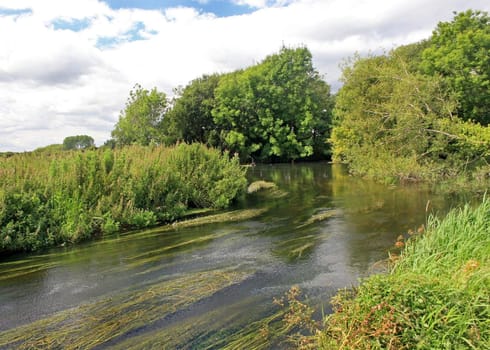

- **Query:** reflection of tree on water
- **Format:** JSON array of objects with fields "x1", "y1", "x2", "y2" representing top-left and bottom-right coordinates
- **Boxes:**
[{"x1": 329, "y1": 163, "x2": 460, "y2": 274}]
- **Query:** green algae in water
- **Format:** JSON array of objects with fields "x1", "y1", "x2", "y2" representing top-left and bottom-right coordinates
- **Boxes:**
[
  {"x1": 297, "y1": 209, "x2": 341, "y2": 228},
  {"x1": 111, "y1": 296, "x2": 292, "y2": 350},
  {"x1": 247, "y1": 180, "x2": 277, "y2": 193},
  {"x1": 247, "y1": 180, "x2": 288, "y2": 199},
  {"x1": 0, "y1": 268, "x2": 252, "y2": 350},
  {"x1": 102, "y1": 208, "x2": 268, "y2": 245},
  {"x1": 0, "y1": 261, "x2": 59, "y2": 281},
  {"x1": 273, "y1": 232, "x2": 331, "y2": 260}
]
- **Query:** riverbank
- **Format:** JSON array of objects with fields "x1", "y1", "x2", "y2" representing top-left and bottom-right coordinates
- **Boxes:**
[
  {"x1": 0, "y1": 144, "x2": 247, "y2": 254},
  {"x1": 316, "y1": 198, "x2": 490, "y2": 349}
]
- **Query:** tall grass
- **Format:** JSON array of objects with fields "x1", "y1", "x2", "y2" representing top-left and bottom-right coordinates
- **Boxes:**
[
  {"x1": 0, "y1": 144, "x2": 247, "y2": 254},
  {"x1": 318, "y1": 198, "x2": 490, "y2": 349}
]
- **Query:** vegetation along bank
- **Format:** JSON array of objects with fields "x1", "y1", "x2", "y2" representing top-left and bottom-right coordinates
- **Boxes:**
[
  {"x1": 315, "y1": 198, "x2": 490, "y2": 349},
  {"x1": 0, "y1": 144, "x2": 246, "y2": 253}
]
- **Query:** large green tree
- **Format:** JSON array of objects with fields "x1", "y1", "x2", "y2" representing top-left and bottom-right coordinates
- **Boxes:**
[
  {"x1": 212, "y1": 47, "x2": 332, "y2": 162},
  {"x1": 421, "y1": 10, "x2": 490, "y2": 124},
  {"x1": 63, "y1": 135, "x2": 95, "y2": 150},
  {"x1": 332, "y1": 38, "x2": 490, "y2": 182},
  {"x1": 163, "y1": 74, "x2": 221, "y2": 145},
  {"x1": 111, "y1": 84, "x2": 167, "y2": 146}
]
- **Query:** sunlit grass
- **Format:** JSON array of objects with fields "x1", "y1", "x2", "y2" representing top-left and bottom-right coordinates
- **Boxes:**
[
  {"x1": 0, "y1": 144, "x2": 247, "y2": 253},
  {"x1": 318, "y1": 198, "x2": 490, "y2": 349}
]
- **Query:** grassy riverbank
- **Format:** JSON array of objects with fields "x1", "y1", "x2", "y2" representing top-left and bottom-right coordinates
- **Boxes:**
[
  {"x1": 0, "y1": 144, "x2": 247, "y2": 254},
  {"x1": 317, "y1": 198, "x2": 490, "y2": 349}
]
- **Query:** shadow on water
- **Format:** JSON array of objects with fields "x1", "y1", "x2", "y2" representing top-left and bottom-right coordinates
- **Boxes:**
[{"x1": 0, "y1": 163, "x2": 470, "y2": 348}]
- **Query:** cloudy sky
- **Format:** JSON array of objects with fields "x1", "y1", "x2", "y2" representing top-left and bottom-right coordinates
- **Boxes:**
[{"x1": 1, "y1": 0, "x2": 488, "y2": 152}]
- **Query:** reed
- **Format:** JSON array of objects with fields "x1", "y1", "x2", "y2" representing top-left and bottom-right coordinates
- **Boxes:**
[
  {"x1": 318, "y1": 198, "x2": 490, "y2": 349},
  {"x1": 0, "y1": 144, "x2": 247, "y2": 253}
]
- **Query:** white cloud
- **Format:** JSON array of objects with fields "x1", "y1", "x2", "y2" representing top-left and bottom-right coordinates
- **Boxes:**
[{"x1": 0, "y1": 0, "x2": 489, "y2": 151}]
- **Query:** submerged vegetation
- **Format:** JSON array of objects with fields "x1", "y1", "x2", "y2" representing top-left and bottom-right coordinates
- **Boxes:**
[
  {"x1": 317, "y1": 198, "x2": 490, "y2": 349},
  {"x1": 0, "y1": 268, "x2": 251, "y2": 350},
  {"x1": 0, "y1": 143, "x2": 246, "y2": 253}
]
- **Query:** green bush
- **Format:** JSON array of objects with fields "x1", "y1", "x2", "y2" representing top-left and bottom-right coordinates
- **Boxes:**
[{"x1": 0, "y1": 144, "x2": 247, "y2": 253}]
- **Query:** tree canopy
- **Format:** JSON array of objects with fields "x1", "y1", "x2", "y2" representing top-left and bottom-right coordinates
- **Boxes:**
[
  {"x1": 163, "y1": 74, "x2": 221, "y2": 145},
  {"x1": 111, "y1": 84, "x2": 167, "y2": 146},
  {"x1": 331, "y1": 10, "x2": 490, "y2": 182},
  {"x1": 212, "y1": 47, "x2": 332, "y2": 162},
  {"x1": 421, "y1": 10, "x2": 490, "y2": 125},
  {"x1": 63, "y1": 135, "x2": 95, "y2": 150},
  {"x1": 160, "y1": 47, "x2": 333, "y2": 162}
]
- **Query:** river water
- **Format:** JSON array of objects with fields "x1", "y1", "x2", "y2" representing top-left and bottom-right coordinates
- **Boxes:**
[{"x1": 0, "y1": 163, "x2": 465, "y2": 349}]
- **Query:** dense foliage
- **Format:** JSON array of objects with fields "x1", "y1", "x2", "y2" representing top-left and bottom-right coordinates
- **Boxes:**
[
  {"x1": 62, "y1": 135, "x2": 95, "y2": 150},
  {"x1": 421, "y1": 10, "x2": 490, "y2": 124},
  {"x1": 331, "y1": 10, "x2": 490, "y2": 184},
  {"x1": 212, "y1": 47, "x2": 333, "y2": 162},
  {"x1": 164, "y1": 74, "x2": 221, "y2": 145},
  {"x1": 115, "y1": 47, "x2": 333, "y2": 163},
  {"x1": 0, "y1": 144, "x2": 246, "y2": 253},
  {"x1": 111, "y1": 84, "x2": 168, "y2": 146},
  {"x1": 318, "y1": 198, "x2": 490, "y2": 349}
]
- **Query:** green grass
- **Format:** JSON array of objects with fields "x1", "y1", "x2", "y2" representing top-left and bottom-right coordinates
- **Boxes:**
[
  {"x1": 318, "y1": 198, "x2": 490, "y2": 349},
  {"x1": 0, "y1": 144, "x2": 247, "y2": 253}
]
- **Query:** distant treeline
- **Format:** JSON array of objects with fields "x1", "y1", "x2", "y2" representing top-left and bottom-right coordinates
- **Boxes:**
[
  {"x1": 103, "y1": 10, "x2": 489, "y2": 183},
  {"x1": 0, "y1": 144, "x2": 246, "y2": 253},
  {"x1": 108, "y1": 46, "x2": 334, "y2": 163}
]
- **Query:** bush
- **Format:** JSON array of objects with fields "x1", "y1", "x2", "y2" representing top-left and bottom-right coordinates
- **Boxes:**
[{"x1": 0, "y1": 144, "x2": 247, "y2": 253}]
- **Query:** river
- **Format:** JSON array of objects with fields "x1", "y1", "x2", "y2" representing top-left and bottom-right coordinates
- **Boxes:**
[{"x1": 0, "y1": 163, "x2": 465, "y2": 349}]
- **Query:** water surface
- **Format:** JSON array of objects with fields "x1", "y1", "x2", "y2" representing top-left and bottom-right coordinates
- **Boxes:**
[{"x1": 0, "y1": 163, "x2": 465, "y2": 348}]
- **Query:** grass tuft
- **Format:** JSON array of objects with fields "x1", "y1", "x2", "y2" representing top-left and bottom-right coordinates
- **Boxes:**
[{"x1": 317, "y1": 198, "x2": 490, "y2": 349}]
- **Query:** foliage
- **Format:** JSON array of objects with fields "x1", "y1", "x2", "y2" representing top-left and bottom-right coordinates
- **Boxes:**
[
  {"x1": 211, "y1": 46, "x2": 332, "y2": 162},
  {"x1": 32, "y1": 144, "x2": 63, "y2": 154},
  {"x1": 111, "y1": 84, "x2": 167, "y2": 146},
  {"x1": 62, "y1": 135, "x2": 95, "y2": 150},
  {"x1": 0, "y1": 144, "x2": 246, "y2": 253},
  {"x1": 163, "y1": 74, "x2": 221, "y2": 145},
  {"x1": 331, "y1": 11, "x2": 490, "y2": 184},
  {"x1": 318, "y1": 199, "x2": 490, "y2": 349},
  {"x1": 332, "y1": 52, "x2": 456, "y2": 181},
  {"x1": 421, "y1": 10, "x2": 490, "y2": 125}
]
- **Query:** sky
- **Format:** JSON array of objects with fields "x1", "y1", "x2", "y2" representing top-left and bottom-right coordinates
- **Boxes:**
[{"x1": 0, "y1": 0, "x2": 489, "y2": 152}]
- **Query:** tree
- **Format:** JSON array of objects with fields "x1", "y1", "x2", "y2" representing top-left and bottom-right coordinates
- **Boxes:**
[
  {"x1": 212, "y1": 47, "x2": 332, "y2": 162},
  {"x1": 111, "y1": 84, "x2": 167, "y2": 146},
  {"x1": 331, "y1": 38, "x2": 490, "y2": 182},
  {"x1": 331, "y1": 50, "x2": 461, "y2": 180},
  {"x1": 163, "y1": 74, "x2": 221, "y2": 145},
  {"x1": 62, "y1": 135, "x2": 95, "y2": 150},
  {"x1": 421, "y1": 10, "x2": 490, "y2": 124}
]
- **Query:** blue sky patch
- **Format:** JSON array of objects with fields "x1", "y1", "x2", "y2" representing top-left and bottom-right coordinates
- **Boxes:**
[
  {"x1": 0, "y1": 7, "x2": 32, "y2": 17},
  {"x1": 103, "y1": 0, "x2": 256, "y2": 17},
  {"x1": 52, "y1": 18, "x2": 91, "y2": 32},
  {"x1": 96, "y1": 21, "x2": 153, "y2": 49},
  {"x1": 96, "y1": 36, "x2": 120, "y2": 49},
  {"x1": 125, "y1": 21, "x2": 147, "y2": 41}
]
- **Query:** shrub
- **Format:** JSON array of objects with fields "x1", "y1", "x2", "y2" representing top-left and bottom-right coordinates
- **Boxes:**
[{"x1": 0, "y1": 144, "x2": 247, "y2": 253}]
